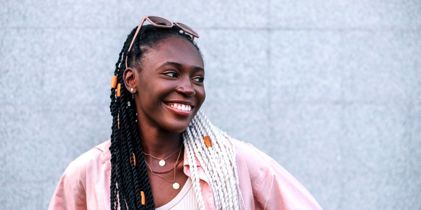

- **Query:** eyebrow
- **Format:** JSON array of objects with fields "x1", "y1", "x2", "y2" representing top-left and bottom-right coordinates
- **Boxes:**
[{"x1": 157, "y1": 61, "x2": 204, "y2": 72}]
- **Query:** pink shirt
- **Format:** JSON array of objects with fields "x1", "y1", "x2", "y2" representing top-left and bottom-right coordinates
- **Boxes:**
[{"x1": 48, "y1": 139, "x2": 322, "y2": 210}]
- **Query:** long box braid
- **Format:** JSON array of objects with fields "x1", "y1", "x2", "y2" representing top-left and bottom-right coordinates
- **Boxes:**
[
  {"x1": 183, "y1": 111, "x2": 241, "y2": 210},
  {"x1": 109, "y1": 27, "x2": 156, "y2": 210}
]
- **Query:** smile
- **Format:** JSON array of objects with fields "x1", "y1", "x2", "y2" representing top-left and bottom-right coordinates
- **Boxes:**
[
  {"x1": 168, "y1": 103, "x2": 192, "y2": 111},
  {"x1": 164, "y1": 102, "x2": 194, "y2": 115}
]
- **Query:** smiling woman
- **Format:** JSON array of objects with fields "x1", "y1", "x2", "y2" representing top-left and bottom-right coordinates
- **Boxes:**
[
  {"x1": 48, "y1": 16, "x2": 322, "y2": 210},
  {"x1": 125, "y1": 36, "x2": 205, "y2": 134}
]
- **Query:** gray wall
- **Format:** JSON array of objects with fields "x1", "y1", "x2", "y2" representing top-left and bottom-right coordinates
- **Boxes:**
[{"x1": 1, "y1": 1, "x2": 420, "y2": 209}]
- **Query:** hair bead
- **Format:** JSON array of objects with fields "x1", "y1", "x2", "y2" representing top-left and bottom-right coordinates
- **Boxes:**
[
  {"x1": 117, "y1": 113, "x2": 120, "y2": 129},
  {"x1": 140, "y1": 191, "x2": 146, "y2": 205},
  {"x1": 130, "y1": 152, "x2": 137, "y2": 167},
  {"x1": 203, "y1": 135, "x2": 212, "y2": 148},
  {"x1": 116, "y1": 83, "x2": 121, "y2": 97},
  {"x1": 111, "y1": 76, "x2": 118, "y2": 89}
]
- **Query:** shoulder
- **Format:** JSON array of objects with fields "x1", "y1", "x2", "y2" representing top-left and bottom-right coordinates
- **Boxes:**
[
  {"x1": 48, "y1": 140, "x2": 112, "y2": 210},
  {"x1": 230, "y1": 138, "x2": 271, "y2": 159},
  {"x1": 230, "y1": 138, "x2": 277, "y2": 172},
  {"x1": 229, "y1": 138, "x2": 323, "y2": 210},
  {"x1": 229, "y1": 137, "x2": 301, "y2": 186},
  {"x1": 62, "y1": 140, "x2": 111, "y2": 182},
  {"x1": 229, "y1": 137, "x2": 304, "y2": 183}
]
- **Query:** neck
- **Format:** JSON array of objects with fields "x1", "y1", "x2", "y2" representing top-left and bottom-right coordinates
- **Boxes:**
[{"x1": 137, "y1": 121, "x2": 182, "y2": 157}]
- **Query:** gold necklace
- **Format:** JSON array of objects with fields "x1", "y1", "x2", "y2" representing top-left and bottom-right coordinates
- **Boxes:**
[
  {"x1": 145, "y1": 148, "x2": 183, "y2": 190},
  {"x1": 143, "y1": 148, "x2": 179, "y2": 167}
]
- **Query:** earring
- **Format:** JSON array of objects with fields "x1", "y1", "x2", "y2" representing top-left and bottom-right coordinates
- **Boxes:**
[{"x1": 130, "y1": 88, "x2": 136, "y2": 93}]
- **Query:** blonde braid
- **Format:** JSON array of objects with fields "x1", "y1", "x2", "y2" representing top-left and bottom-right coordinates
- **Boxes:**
[
  {"x1": 184, "y1": 128, "x2": 207, "y2": 210},
  {"x1": 189, "y1": 119, "x2": 224, "y2": 208},
  {"x1": 194, "y1": 113, "x2": 239, "y2": 209},
  {"x1": 191, "y1": 116, "x2": 233, "y2": 208},
  {"x1": 183, "y1": 111, "x2": 241, "y2": 210}
]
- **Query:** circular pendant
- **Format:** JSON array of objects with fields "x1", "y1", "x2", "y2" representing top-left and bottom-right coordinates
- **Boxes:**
[
  {"x1": 159, "y1": 160, "x2": 166, "y2": 167},
  {"x1": 172, "y1": 182, "x2": 180, "y2": 190}
]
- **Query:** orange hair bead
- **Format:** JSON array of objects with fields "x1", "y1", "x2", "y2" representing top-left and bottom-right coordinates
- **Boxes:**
[
  {"x1": 203, "y1": 135, "x2": 212, "y2": 148},
  {"x1": 140, "y1": 191, "x2": 146, "y2": 205},
  {"x1": 111, "y1": 76, "x2": 118, "y2": 89},
  {"x1": 116, "y1": 83, "x2": 121, "y2": 97}
]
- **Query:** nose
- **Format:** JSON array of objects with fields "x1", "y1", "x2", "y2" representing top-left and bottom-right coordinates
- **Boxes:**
[{"x1": 175, "y1": 76, "x2": 195, "y2": 96}]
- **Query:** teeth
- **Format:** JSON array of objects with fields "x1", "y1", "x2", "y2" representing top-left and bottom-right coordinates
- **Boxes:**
[{"x1": 169, "y1": 103, "x2": 192, "y2": 111}]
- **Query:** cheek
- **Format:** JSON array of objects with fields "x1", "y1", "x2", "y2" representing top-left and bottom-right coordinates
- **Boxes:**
[
  {"x1": 138, "y1": 83, "x2": 174, "y2": 107},
  {"x1": 138, "y1": 90, "x2": 161, "y2": 106},
  {"x1": 196, "y1": 87, "x2": 206, "y2": 106}
]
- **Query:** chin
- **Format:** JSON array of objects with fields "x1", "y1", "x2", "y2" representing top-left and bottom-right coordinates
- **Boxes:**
[
  {"x1": 160, "y1": 108, "x2": 199, "y2": 134},
  {"x1": 161, "y1": 119, "x2": 192, "y2": 134}
]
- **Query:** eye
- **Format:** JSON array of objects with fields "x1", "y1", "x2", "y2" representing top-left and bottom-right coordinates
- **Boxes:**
[
  {"x1": 193, "y1": 76, "x2": 205, "y2": 84},
  {"x1": 163, "y1": 71, "x2": 178, "y2": 78}
]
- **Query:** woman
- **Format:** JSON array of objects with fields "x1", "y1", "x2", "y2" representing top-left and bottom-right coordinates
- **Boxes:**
[{"x1": 49, "y1": 16, "x2": 322, "y2": 210}]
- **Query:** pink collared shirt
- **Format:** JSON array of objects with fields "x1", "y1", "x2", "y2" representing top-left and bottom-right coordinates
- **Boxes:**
[{"x1": 48, "y1": 139, "x2": 322, "y2": 210}]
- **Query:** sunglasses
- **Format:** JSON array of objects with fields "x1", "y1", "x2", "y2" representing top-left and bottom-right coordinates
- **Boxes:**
[{"x1": 125, "y1": 16, "x2": 199, "y2": 68}]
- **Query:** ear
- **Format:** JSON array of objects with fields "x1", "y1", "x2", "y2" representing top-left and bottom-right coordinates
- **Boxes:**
[{"x1": 123, "y1": 67, "x2": 139, "y2": 93}]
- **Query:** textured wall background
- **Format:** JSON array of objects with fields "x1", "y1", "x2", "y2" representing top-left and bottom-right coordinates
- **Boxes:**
[{"x1": 1, "y1": 1, "x2": 420, "y2": 209}]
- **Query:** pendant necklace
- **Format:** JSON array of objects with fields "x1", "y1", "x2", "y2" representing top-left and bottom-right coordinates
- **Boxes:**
[
  {"x1": 143, "y1": 147, "x2": 179, "y2": 167},
  {"x1": 145, "y1": 147, "x2": 183, "y2": 190}
]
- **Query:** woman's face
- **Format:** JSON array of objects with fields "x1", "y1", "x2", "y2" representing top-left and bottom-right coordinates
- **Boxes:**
[{"x1": 127, "y1": 36, "x2": 205, "y2": 134}]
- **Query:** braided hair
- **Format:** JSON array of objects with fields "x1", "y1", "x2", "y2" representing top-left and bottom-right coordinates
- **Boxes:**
[
  {"x1": 183, "y1": 112, "x2": 242, "y2": 210},
  {"x1": 109, "y1": 25, "x2": 200, "y2": 210}
]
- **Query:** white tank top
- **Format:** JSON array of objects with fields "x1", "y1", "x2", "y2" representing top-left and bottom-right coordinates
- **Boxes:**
[{"x1": 156, "y1": 178, "x2": 199, "y2": 210}]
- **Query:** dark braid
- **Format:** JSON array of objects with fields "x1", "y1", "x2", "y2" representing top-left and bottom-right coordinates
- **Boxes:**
[{"x1": 109, "y1": 24, "x2": 201, "y2": 210}]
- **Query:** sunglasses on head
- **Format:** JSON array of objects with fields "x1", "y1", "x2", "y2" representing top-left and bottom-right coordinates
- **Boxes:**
[{"x1": 125, "y1": 16, "x2": 199, "y2": 68}]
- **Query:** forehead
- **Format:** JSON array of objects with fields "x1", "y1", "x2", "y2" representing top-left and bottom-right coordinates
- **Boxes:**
[{"x1": 142, "y1": 36, "x2": 204, "y2": 69}]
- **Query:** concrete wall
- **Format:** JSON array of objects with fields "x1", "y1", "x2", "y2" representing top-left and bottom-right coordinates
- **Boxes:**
[{"x1": 1, "y1": 1, "x2": 420, "y2": 209}]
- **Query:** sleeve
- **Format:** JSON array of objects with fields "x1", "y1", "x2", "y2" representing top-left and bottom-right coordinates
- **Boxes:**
[
  {"x1": 246, "y1": 144, "x2": 322, "y2": 210},
  {"x1": 48, "y1": 159, "x2": 88, "y2": 210}
]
